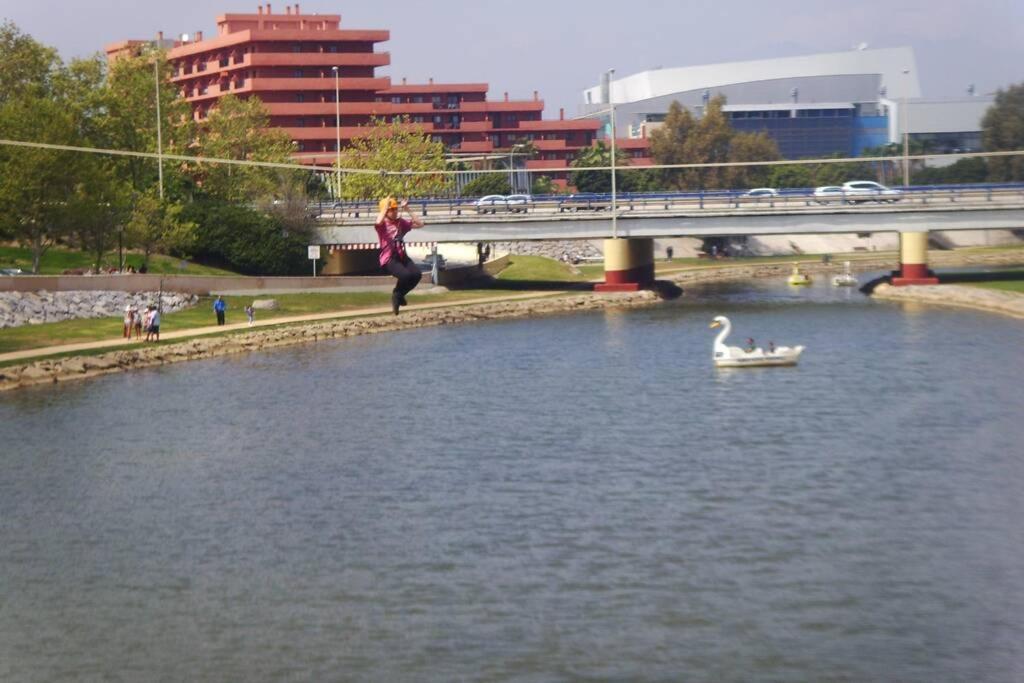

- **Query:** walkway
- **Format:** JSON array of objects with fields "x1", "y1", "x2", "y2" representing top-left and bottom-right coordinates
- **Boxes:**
[{"x1": 0, "y1": 291, "x2": 563, "y2": 365}]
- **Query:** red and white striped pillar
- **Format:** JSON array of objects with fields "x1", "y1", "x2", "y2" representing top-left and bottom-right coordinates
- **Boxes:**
[
  {"x1": 594, "y1": 238, "x2": 655, "y2": 293},
  {"x1": 892, "y1": 231, "x2": 939, "y2": 286}
]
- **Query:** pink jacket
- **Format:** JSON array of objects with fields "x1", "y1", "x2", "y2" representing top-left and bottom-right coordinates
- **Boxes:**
[{"x1": 374, "y1": 217, "x2": 416, "y2": 266}]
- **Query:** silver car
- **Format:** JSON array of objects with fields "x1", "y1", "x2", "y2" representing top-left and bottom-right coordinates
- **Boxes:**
[
  {"x1": 505, "y1": 194, "x2": 533, "y2": 213},
  {"x1": 841, "y1": 180, "x2": 902, "y2": 203},
  {"x1": 812, "y1": 186, "x2": 846, "y2": 204},
  {"x1": 474, "y1": 195, "x2": 508, "y2": 214}
]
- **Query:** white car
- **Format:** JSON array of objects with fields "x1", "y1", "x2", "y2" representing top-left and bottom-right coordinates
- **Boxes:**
[
  {"x1": 812, "y1": 186, "x2": 847, "y2": 204},
  {"x1": 505, "y1": 194, "x2": 533, "y2": 213},
  {"x1": 743, "y1": 188, "x2": 779, "y2": 198},
  {"x1": 474, "y1": 195, "x2": 508, "y2": 214},
  {"x1": 841, "y1": 180, "x2": 902, "y2": 203}
]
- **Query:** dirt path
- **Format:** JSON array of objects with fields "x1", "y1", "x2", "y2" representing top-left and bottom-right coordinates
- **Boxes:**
[{"x1": 0, "y1": 291, "x2": 561, "y2": 365}]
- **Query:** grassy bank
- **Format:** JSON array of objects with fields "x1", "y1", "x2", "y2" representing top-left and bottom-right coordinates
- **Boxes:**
[
  {"x1": 0, "y1": 289, "x2": 528, "y2": 355},
  {"x1": 0, "y1": 245, "x2": 236, "y2": 276}
]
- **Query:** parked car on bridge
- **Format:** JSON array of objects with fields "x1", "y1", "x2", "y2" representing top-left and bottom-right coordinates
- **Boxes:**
[
  {"x1": 841, "y1": 180, "x2": 902, "y2": 203},
  {"x1": 811, "y1": 186, "x2": 847, "y2": 204},
  {"x1": 505, "y1": 194, "x2": 533, "y2": 213},
  {"x1": 474, "y1": 195, "x2": 508, "y2": 214},
  {"x1": 743, "y1": 188, "x2": 779, "y2": 198}
]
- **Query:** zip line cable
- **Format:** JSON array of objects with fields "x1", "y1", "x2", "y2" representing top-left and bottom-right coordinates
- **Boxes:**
[{"x1": 2, "y1": 137, "x2": 1023, "y2": 178}]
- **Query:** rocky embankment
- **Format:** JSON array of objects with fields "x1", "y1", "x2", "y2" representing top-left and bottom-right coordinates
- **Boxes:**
[
  {"x1": 491, "y1": 239, "x2": 603, "y2": 263},
  {"x1": 0, "y1": 291, "x2": 199, "y2": 329},
  {"x1": 870, "y1": 283, "x2": 1024, "y2": 319},
  {"x1": 0, "y1": 290, "x2": 664, "y2": 392}
]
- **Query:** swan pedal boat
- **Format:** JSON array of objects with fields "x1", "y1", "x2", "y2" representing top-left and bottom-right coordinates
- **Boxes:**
[
  {"x1": 709, "y1": 316, "x2": 805, "y2": 368},
  {"x1": 832, "y1": 261, "x2": 858, "y2": 287}
]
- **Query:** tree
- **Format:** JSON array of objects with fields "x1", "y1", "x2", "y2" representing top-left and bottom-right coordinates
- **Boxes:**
[
  {"x1": 647, "y1": 101, "x2": 695, "y2": 190},
  {"x1": 69, "y1": 172, "x2": 131, "y2": 271},
  {"x1": 531, "y1": 175, "x2": 557, "y2": 195},
  {"x1": 679, "y1": 96, "x2": 733, "y2": 190},
  {"x1": 460, "y1": 174, "x2": 510, "y2": 197},
  {"x1": 99, "y1": 50, "x2": 194, "y2": 198},
  {"x1": 0, "y1": 21, "x2": 62, "y2": 104},
  {"x1": 189, "y1": 94, "x2": 295, "y2": 202},
  {"x1": 569, "y1": 141, "x2": 635, "y2": 193},
  {"x1": 183, "y1": 201, "x2": 311, "y2": 276},
  {"x1": 338, "y1": 117, "x2": 449, "y2": 199},
  {"x1": 0, "y1": 95, "x2": 82, "y2": 272},
  {"x1": 124, "y1": 190, "x2": 197, "y2": 270},
  {"x1": 724, "y1": 132, "x2": 781, "y2": 189},
  {"x1": 982, "y1": 82, "x2": 1024, "y2": 181}
]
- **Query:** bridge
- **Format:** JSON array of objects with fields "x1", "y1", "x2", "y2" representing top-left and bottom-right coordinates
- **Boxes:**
[{"x1": 313, "y1": 185, "x2": 1024, "y2": 290}]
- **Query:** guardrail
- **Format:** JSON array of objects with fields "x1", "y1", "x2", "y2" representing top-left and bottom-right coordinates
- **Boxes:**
[{"x1": 309, "y1": 183, "x2": 1024, "y2": 222}]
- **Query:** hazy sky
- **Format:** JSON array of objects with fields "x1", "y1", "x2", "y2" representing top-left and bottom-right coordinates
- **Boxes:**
[{"x1": 3, "y1": 0, "x2": 1022, "y2": 116}]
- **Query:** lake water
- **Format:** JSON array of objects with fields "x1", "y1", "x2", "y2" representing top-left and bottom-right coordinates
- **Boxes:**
[{"x1": 2, "y1": 278, "x2": 1023, "y2": 682}]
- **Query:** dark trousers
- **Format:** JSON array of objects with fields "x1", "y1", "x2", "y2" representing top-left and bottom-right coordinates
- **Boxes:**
[
  {"x1": 216, "y1": 310, "x2": 225, "y2": 325},
  {"x1": 385, "y1": 256, "x2": 422, "y2": 297}
]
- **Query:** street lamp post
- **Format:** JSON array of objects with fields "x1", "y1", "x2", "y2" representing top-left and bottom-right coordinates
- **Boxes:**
[
  {"x1": 508, "y1": 143, "x2": 524, "y2": 193},
  {"x1": 902, "y1": 68, "x2": 910, "y2": 188},
  {"x1": 333, "y1": 66, "x2": 341, "y2": 199},
  {"x1": 154, "y1": 53, "x2": 164, "y2": 201},
  {"x1": 608, "y1": 68, "x2": 618, "y2": 239}
]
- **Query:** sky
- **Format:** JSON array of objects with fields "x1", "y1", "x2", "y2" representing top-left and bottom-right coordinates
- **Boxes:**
[{"x1": 2, "y1": 0, "x2": 1022, "y2": 117}]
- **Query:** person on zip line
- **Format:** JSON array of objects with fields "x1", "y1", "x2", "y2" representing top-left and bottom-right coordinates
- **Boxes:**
[{"x1": 374, "y1": 196, "x2": 424, "y2": 315}]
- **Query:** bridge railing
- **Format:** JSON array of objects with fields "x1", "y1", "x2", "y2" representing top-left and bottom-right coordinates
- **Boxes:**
[{"x1": 308, "y1": 183, "x2": 1024, "y2": 221}]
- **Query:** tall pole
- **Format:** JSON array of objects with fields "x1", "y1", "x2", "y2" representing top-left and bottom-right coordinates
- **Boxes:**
[
  {"x1": 902, "y1": 68, "x2": 910, "y2": 188},
  {"x1": 509, "y1": 147, "x2": 514, "y2": 193},
  {"x1": 608, "y1": 68, "x2": 618, "y2": 239},
  {"x1": 333, "y1": 66, "x2": 341, "y2": 199},
  {"x1": 154, "y1": 54, "x2": 164, "y2": 200}
]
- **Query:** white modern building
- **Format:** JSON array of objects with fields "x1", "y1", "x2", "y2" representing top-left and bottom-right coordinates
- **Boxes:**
[{"x1": 581, "y1": 47, "x2": 992, "y2": 158}]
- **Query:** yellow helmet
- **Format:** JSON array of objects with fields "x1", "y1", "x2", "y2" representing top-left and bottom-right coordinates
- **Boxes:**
[{"x1": 379, "y1": 197, "x2": 399, "y2": 213}]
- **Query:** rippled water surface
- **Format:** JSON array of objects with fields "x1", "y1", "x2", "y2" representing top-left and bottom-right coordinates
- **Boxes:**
[{"x1": 2, "y1": 280, "x2": 1024, "y2": 681}]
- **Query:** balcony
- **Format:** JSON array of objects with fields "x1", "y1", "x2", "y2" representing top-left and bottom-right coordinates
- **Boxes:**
[
  {"x1": 247, "y1": 77, "x2": 390, "y2": 92},
  {"x1": 459, "y1": 120, "x2": 493, "y2": 132}
]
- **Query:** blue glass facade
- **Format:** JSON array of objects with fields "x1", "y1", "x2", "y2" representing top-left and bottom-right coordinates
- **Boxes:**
[{"x1": 727, "y1": 110, "x2": 891, "y2": 158}]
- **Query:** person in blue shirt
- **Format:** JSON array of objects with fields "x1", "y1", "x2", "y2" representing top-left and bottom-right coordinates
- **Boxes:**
[{"x1": 214, "y1": 295, "x2": 227, "y2": 325}]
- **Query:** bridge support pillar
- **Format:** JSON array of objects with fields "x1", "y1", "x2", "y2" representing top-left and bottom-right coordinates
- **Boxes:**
[
  {"x1": 595, "y1": 238, "x2": 655, "y2": 293},
  {"x1": 892, "y1": 231, "x2": 939, "y2": 286}
]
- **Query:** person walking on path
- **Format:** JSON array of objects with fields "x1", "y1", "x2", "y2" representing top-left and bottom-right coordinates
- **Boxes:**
[
  {"x1": 143, "y1": 306, "x2": 154, "y2": 342},
  {"x1": 149, "y1": 306, "x2": 161, "y2": 342},
  {"x1": 214, "y1": 295, "x2": 227, "y2": 326},
  {"x1": 245, "y1": 303, "x2": 255, "y2": 326},
  {"x1": 374, "y1": 196, "x2": 424, "y2": 315},
  {"x1": 123, "y1": 305, "x2": 135, "y2": 339}
]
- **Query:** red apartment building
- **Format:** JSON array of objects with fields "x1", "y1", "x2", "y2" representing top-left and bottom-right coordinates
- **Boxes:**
[{"x1": 107, "y1": 4, "x2": 600, "y2": 178}]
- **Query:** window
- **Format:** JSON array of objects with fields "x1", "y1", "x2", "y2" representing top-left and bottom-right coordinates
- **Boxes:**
[
  {"x1": 293, "y1": 69, "x2": 303, "y2": 78},
  {"x1": 328, "y1": 45, "x2": 338, "y2": 53},
  {"x1": 413, "y1": 95, "x2": 423, "y2": 103},
  {"x1": 292, "y1": 44, "x2": 301, "y2": 53},
  {"x1": 296, "y1": 118, "x2": 305, "y2": 127},
  {"x1": 391, "y1": 96, "x2": 402, "y2": 104},
  {"x1": 296, "y1": 93, "x2": 305, "y2": 103}
]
